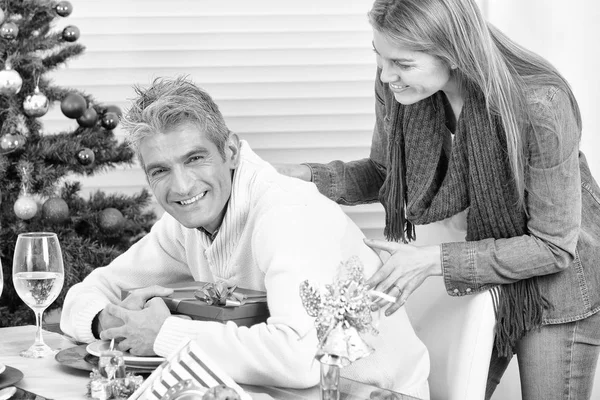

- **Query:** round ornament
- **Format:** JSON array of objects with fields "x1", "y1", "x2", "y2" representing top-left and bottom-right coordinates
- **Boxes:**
[
  {"x1": 62, "y1": 25, "x2": 80, "y2": 42},
  {"x1": 101, "y1": 112, "x2": 119, "y2": 130},
  {"x1": 98, "y1": 208, "x2": 124, "y2": 232},
  {"x1": 0, "y1": 21, "x2": 18, "y2": 40},
  {"x1": 61, "y1": 93, "x2": 87, "y2": 118},
  {"x1": 77, "y1": 147, "x2": 95, "y2": 166},
  {"x1": 23, "y1": 87, "x2": 50, "y2": 117},
  {"x1": 55, "y1": 1, "x2": 73, "y2": 17},
  {"x1": 77, "y1": 108, "x2": 98, "y2": 128},
  {"x1": 104, "y1": 105, "x2": 122, "y2": 118},
  {"x1": 0, "y1": 8, "x2": 4, "y2": 25},
  {"x1": 0, "y1": 133, "x2": 26, "y2": 153},
  {"x1": 0, "y1": 68, "x2": 23, "y2": 96},
  {"x1": 14, "y1": 195, "x2": 38, "y2": 220},
  {"x1": 42, "y1": 197, "x2": 69, "y2": 223}
]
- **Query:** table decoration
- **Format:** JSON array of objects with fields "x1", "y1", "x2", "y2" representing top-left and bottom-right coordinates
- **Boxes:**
[
  {"x1": 87, "y1": 347, "x2": 143, "y2": 400},
  {"x1": 300, "y1": 256, "x2": 382, "y2": 400},
  {"x1": 128, "y1": 339, "x2": 250, "y2": 400}
]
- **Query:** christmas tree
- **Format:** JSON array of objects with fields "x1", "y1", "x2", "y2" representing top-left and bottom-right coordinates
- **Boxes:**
[{"x1": 0, "y1": 1, "x2": 156, "y2": 326}]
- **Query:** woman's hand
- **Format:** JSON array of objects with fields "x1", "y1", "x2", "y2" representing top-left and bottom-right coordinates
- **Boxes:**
[
  {"x1": 273, "y1": 163, "x2": 312, "y2": 181},
  {"x1": 364, "y1": 238, "x2": 442, "y2": 316}
]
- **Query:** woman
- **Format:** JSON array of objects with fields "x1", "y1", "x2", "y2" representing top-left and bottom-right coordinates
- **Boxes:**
[{"x1": 277, "y1": 0, "x2": 600, "y2": 399}]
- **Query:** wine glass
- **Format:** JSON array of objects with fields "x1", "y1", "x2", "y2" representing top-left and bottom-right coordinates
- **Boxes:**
[{"x1": 12, "y1": 232, "x2": 65, "y2": 358}]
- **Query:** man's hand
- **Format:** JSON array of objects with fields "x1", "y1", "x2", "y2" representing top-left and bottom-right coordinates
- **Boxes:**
[
  {"x1": 97, "y1": 285, "x2": 174, "y2": 333},
  {"x1": 100, "y1": 297, "x2": 172, "y2": 356}
]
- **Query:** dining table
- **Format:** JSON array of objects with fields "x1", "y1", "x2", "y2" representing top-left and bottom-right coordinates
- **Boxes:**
[{"x1": 0, "y1": 325, "x2": 422, "y2": 400}]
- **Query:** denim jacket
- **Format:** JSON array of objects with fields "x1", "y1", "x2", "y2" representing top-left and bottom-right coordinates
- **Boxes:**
[{"x1": 307, "y1": 70, "x2": 600, "y2": 325}]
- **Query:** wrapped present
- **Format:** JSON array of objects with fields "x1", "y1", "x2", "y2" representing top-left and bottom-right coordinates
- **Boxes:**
[
  {"x1": 128, "y1": 339, "x2": 251, "y2": 400},
  {"x1": 122, "y1": 281, "x2": 269, "y2": 328}
]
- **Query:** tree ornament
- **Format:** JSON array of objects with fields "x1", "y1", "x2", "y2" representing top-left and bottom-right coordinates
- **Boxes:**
[
  {"x1": 62, "y1": 25, "x2": 80, "y2": 42},
  {"x1": 23, "y1": 86, "x2": 50, "y2": 117},
  {"x1": 104, "y1": 105, "x2": 122, "y2": 118},
  {"x1": 0, "y1": 133, "x2": 26, "y2": 153},
  {"x1": 42, "y1": 197, "x2": 70, "y2": 223},
  {"x1": 0, "y1": 8, "x2": 4, "y2": 25},
  {"x1": 77, "y1": 107, "x2": 98, "y2": 127},
  {"x1": 77, "y1": 147, "x2": 95, "y2": 166},
  {"x1": 14, "y1": 195, "x2": 38, "y2": 220},
  {"x1": 55, "y1": 1, "x2": 73, "y2": 17},
  {"x1": 101, "y1": 112, "x2": 119, "y2": 130},
  {"x1": 0, "y1": 67, "x2": 23, "y2": 96},
  {"x1": 0, "y1": 21, "x2": 18, "y2": 40},
  {"x1": 61, "y1": 93, "x2": 87, "y2": 118},
  {"x1": 98, "y1": 208, "x2": 124, "y2": 232}
]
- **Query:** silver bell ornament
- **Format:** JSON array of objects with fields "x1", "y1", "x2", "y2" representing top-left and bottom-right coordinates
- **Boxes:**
[
  {"x1": 0, "y1": 66, "x2": 23, "y2": 96},
  {"x1": 23, "y1": 87, "x2": 50, "y2": 117}
]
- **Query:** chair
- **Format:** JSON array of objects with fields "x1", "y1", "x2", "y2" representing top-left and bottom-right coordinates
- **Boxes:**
[{"x1": 403, "y1": 220, "x2": 496, "y2": 400}]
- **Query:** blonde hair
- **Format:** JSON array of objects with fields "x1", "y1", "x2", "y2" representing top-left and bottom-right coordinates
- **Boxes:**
[{"x1": 368, "y1": 0, "x2": 581, "y2": 207}]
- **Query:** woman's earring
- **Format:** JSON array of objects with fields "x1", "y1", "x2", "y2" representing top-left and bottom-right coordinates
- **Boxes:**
[{"x1": 450, "y1": 64, "x2": 457, "y2": 70}]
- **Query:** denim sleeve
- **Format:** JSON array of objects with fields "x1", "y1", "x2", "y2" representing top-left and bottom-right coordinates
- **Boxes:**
[
  {"x1": 305, "y1": 69, "x2": 389, "y2": 205},
  {"x1": 441, "y1": 87, "x2": 582, "y2": 296}
]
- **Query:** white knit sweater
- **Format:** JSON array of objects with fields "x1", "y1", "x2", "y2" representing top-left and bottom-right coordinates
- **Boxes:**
[{"x1": 60, "y1": 142, "x2": 429, "y2": 397}]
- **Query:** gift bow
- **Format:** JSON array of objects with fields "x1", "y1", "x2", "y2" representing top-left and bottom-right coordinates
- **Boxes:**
[{"x1": 194, "y1": 281, "x2": 246, "y2": 307}]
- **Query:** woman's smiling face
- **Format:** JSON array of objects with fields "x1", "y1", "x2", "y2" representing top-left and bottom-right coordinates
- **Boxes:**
[{"x1": 372, "y1": 29, "x2": 456, "y2": 105}]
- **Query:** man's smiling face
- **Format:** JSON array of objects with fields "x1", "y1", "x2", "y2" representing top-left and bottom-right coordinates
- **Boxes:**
[{"x1": 140, "y1": 123, "x2": 240, "y2": 232}]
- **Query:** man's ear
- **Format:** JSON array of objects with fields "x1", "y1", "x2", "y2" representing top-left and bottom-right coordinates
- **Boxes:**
[{"x1": 226, "y1": 133, "x2": 241, "y2": 168}]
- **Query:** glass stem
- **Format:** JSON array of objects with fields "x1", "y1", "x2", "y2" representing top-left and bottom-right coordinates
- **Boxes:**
[{"x1": 34, "y1": 308, "x2": 46, "y2": 347}]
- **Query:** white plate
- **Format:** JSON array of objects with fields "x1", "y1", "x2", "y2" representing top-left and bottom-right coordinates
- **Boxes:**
[
  {"x1": 0, "y1": 363, "x2": 5, "y2": 375},
  {"x1": 86, "y1": 341, "x2": 165, "y2": 366}
]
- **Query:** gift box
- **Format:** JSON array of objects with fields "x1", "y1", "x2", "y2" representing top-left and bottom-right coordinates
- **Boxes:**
[
  {"x1": 128, "y1": 339, "x2": 251, "y2": 400},
  {"x1": 122, "y1": 281, "x2": 269, "y2": 328}
]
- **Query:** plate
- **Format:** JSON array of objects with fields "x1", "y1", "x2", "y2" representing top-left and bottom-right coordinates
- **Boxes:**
[
  {"x1": 55, "y1": 344, "x2": 156, "y2": 374},
  {"x1": 86, "y1": 341, "x2": 165, "y2": 366},
  {"x1": 0, "y1": 366, "x2": 24, "y2": 389}
]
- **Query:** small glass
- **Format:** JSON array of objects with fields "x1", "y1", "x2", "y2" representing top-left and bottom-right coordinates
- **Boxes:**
[
  {"x1": 320, "y1": 359, "x2": 341, "y2": 400},
  {"x1": 12, "y1": 232, "x2": 65, "y2": 358},
  {"x1": 99, "y1": 350, "x2": 126, "y2": 380}
]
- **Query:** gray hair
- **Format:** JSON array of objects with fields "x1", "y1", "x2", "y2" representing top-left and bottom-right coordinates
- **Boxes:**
[{"x1": 121, "y1": 76, "x2": 231, "y2": 166}]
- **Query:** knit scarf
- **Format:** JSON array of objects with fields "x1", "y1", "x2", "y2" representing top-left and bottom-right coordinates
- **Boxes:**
[{"x1": 380, "y1": 88, "x2": 548, "y2": 358}]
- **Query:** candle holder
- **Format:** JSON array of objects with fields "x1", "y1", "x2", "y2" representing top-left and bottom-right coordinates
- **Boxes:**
[{"x1": 319, "y1": 355, "x2": 341, "y2": 400}]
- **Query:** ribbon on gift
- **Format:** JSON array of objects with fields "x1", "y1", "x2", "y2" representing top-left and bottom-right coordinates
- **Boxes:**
[{"x1": 194, "y1": 281, "x2": 246, "y2": 307}]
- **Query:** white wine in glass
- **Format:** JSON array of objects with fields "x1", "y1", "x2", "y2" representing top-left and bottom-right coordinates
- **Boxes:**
[{"x1": 12, "y1": 232, "x2": 65, "y2": 358}]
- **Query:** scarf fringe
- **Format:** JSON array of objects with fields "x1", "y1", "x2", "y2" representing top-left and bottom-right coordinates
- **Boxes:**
[
  {"x1": 382, "y1": 102, "x2": 415, "y2": 244},
  {"x1": 493, "y1": 278, "x2": 549, "y2": 358}
]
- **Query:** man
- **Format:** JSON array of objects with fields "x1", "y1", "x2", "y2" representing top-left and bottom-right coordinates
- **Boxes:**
[{"x1": 60, "y1": 76, "x2": 429, "y2": 397}]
